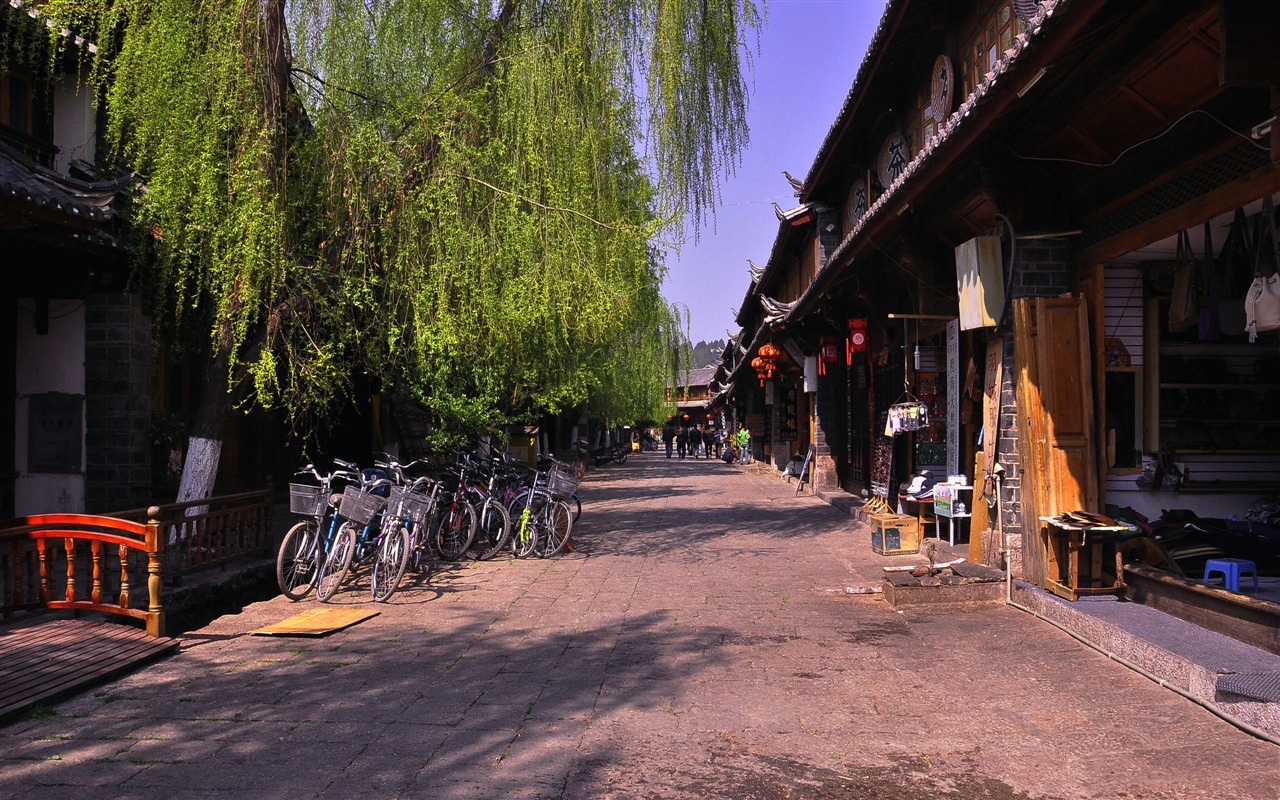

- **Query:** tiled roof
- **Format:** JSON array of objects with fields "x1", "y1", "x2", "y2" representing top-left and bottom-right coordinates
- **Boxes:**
[
  {"x1": 0, "y1": 141, "x2": 127, "y2": 223},
  {"x1": 785, "y1": 0, "x2": 1073, "y2": 325},
  {"x1": 831, "y1": 2, "x2": 1066, "y2": 259}
]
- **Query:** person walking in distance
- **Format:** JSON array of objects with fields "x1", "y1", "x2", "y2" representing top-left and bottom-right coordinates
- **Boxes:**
[
  {"x1": 702, "y1": 425, "x2": 716, "y2": 460},
  {"x1": 736, "y1": 424, "x2": 751, "y2": 464},
  {"x1": 676, "y1": 420, "x2": 689, "y2": 459},
  {"x1": 662, "y1": 417, "x2": 676, "y2": 458}
]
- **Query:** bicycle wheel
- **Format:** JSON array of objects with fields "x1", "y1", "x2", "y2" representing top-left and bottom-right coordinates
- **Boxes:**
[
  {"x1": 511, "y1": 504, "x2": 539, "y2": 558},
  {"x1": 468, "y1": 499, "x2": 511, "y2": 560},
  {"x1": 568, "y1": 494, "x2": 582, "y2": 523},
  {"x1": 534, "y1": 499, "x2": 573, "y2": 558},
  {"x1": 316, "y1": 522, "x2": 357, "y2": 602},
  {"x1": 371, "y1": 525, "x2": 411, "y2": 602},
  {"x1": 276, "y1": 520, "x2": 319, "y2": 601},
  {"x1": 433, "y1": 500, "x2": 476, "y2": 561}
]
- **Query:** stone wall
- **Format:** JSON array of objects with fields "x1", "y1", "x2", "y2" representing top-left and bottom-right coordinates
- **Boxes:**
[{"x1": 84, "y1": 293, "x2": 152, "y2": 512}]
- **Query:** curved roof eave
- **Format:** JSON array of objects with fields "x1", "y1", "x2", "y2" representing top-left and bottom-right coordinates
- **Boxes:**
[{"x1": 784, "y1": 0, "x2": 1079, "y2": 326}]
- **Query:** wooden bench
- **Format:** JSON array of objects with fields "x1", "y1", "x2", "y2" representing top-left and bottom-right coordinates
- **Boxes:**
[{"x1": 0, "y1": 509, "x2": 177, "y2": 721}]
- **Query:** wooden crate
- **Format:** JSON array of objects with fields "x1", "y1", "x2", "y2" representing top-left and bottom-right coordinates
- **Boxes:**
[{"x1": 871, "y1": 513, "x2": 920, "y2": 556}]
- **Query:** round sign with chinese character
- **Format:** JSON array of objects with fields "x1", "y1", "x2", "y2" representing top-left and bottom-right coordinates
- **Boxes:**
[
  {"x1": 845, "y1": 176, "x2": 868, "y2": 226},
  {"x1": 876, "y1": 132, "x2": 909, "y2": 189},
  {"x1": 929, "y1": 54, "x2": 955, "y2": 122}
]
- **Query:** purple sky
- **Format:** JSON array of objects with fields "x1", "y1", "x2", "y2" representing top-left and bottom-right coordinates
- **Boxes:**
[{"x1": 664, "y1": 0, "x2": 887, "y2": 347}]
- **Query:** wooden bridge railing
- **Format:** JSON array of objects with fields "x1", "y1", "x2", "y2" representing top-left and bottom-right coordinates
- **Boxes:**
[
  {"x1": 109, "y1": 484, "x2": 274, "y2": 584},
  {"x1": 0, "y1": 510, "x2": 166, "y2": 637}
]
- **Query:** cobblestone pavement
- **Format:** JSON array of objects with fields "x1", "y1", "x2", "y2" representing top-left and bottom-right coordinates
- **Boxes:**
[{"x1": 2, "y1": 454, "x2": 1279, "y2": 799}]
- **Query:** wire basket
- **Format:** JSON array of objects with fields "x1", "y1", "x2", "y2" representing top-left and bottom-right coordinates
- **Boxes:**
[
  {"x1": 289, "y1": 483, "x2": 325, "y2": 517},
  {"x1": 338, "y1": 487, "x2": 387, "y2": 526},
  {"x1": 545, "y1": 463, "x2": 580, "y2": 500},
  {"x1": 387, "y1": 485, "x2": 432, "y2": 526}
]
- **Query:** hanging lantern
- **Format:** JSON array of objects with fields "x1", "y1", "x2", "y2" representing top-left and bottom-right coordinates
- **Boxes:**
[
  {"x1": 758, "y1": 343, "x2": 781, "y2": 362},
  {"x1": 818, "y1": 335, "x2": 839, "y2": 376},
  {"x1": 751, "y1": 355, "x2": 768, "y2": 386},
  {"x1": 846, "y1": 318, "x2": 868, "y2": 365}
]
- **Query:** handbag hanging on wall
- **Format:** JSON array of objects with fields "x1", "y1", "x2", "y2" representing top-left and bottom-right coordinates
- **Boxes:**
[
  {"x1": 1218, "y1": 207, "x2": 1251, "y2": 336},
  {"x1": 1168, "y1": 229, "x2": 1198, "y2": 333},
  {"x1": 1198, "y1": 219, "x2": 1219, "y2": 340},
  {"x1": 1246, "y1": 196, "x2": 1280, "y2": 342}
]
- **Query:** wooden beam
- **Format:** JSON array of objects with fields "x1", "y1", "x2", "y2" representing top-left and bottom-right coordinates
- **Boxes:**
[{"x1": 1079, "y1": 164, "x2": 1280, "y2": 264}]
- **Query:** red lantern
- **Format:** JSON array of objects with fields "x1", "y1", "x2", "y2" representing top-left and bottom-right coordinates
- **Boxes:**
[
  {"x1": 818, "y1": 335, "x2": 839, "y2": 376},
  {"x1": 846, "y1": 318, "x2": 868, "y2": 365},
  {"x1": 751, "y1": 355, "x2": 766, "y2": 386}
]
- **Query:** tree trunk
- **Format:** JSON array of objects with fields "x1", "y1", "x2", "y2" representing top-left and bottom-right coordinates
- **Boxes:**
[{"x1": 176, "y1": 346, "x2": 233, "y2": 505}]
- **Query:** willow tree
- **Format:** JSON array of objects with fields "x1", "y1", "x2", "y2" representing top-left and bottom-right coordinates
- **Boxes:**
[{"x1": 42, "y1": 0, "x2": 758, "y2": 500}]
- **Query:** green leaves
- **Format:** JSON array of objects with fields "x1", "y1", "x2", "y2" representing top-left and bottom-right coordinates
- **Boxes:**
[{"x1": 35, "y1": 0, "x2": 757, "y2": 443}]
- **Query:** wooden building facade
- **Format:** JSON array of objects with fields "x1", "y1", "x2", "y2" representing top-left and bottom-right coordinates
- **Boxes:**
[{"x1": 723, "y1": 0, "x2": 1280, "y2": 591}]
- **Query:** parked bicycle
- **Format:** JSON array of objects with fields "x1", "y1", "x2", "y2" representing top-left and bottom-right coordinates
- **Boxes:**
[
  {"x1": 508, "y1": 459, "x2": 575, "y2": 558},
  {"x1": 277, "y1": 459, "x2": 361, "y2": 601}
]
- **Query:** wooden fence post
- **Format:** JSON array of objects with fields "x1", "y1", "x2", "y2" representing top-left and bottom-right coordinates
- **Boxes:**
[{"x1": 146, "y1": 506, "x2": 166, "y2": 638}]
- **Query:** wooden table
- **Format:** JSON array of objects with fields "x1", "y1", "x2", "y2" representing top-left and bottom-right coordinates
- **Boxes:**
[{"x1": 1038, "y1": 516, "x2": 1140, "y2": 601}]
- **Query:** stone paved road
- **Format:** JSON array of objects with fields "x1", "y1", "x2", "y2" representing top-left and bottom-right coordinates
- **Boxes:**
[{"x1": 2, "y1": 454, "x2": 1279, "y2": 799}]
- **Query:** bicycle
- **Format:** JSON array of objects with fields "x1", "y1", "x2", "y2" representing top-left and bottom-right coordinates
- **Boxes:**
[
  {"x1": 316, "y1": 474, "x2": 388, "y2": 602},
  {"x1": 370, "y1": 479, "x2": 433, "y2": 601},
  {"x1": 508, "y1": 461, "x2": 574, "y2": 558},
  {"x1": 277, "y1": 459, "x2": 361, "y2": 601},
  {"x1": 429, "y1": 456, "x2": 479, "y2": 561},
  {"x1": 537, "y1": 450, "x2": 583, "y2": 524},
  {"x1": 462, "y1": 453, "x2": 513, "y2": 561}
]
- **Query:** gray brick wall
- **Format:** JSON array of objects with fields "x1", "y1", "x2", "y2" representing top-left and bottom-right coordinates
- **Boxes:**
[
  {"x1": 85, "y1": 293, "x2": 152, "y2": 512},
  {"x1": 993, "y1": 236, "x2": 1074, "y2": 577}
]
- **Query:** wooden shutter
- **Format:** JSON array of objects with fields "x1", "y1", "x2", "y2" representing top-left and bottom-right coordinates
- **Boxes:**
[{"x1": 1014, "y1": 296, "x2": 1099, "y2": 589}]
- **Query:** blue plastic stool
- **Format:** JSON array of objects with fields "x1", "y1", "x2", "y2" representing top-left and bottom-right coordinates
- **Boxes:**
[{"x1": 1203, "y1": 558, "x2": 1258, "y2": 593}]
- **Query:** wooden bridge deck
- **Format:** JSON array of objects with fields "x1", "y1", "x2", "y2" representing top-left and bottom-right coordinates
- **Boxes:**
[{"x1": 0, "y1": 617, "x2": 178, "y2": 723}]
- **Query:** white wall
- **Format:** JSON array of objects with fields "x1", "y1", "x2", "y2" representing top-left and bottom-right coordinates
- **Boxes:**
[
  {"x1": 14, "y1": 299, "x2": 85, "y2": 514},
  {"x1": 52, "y1": 73, "x2": 95, "y2": 174}
]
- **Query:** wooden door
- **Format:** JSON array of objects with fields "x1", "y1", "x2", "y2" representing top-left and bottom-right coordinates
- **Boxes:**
[{"x1": 1014, "y1": 296, "x2": 1098, "y2": 589}]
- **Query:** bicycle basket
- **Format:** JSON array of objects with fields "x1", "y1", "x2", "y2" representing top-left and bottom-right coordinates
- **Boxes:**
[
  {"x1": 289, "y1": 483, "x2": 325, "y2": 517},
  {"x1": 545, "y1": 463, "x2": 580, "y2": 500},
  {"x1": 338, "y1": 487, "x2": 387, "y2": 526},
  {"x1": 387, "y1": 485, "x2": 431, "y2": 526}
]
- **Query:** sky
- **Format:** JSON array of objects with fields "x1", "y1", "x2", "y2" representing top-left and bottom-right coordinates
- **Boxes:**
[{"x1": 663, "y1": 0, "x2": 888, "y2": 347}]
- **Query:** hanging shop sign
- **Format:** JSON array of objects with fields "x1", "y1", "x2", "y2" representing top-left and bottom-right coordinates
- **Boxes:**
[
  {"x1": 955, "y1": 235, "x2": 1005, "y2": 330},
  {"x1": 845, "y1": 171, "x2": 870, "y2": 228},
  {"x1": 876, "y1": 132, "x2": 910, "y2": 189},
  {"x1": 928, "y1": 54, "x2": 955, "y2": 123},
  {"x1": 947, "y1": 319, "x2": 961, "y2": 477}
]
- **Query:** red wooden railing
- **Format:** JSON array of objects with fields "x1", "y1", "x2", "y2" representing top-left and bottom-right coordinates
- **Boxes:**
[{"x1": 0, "y1": 510, "x2": 166, "y2": 637}]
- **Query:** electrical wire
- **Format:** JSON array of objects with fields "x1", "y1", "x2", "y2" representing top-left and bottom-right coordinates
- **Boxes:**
[{"x1": 1014, "y1": 108, "x2": 1268, "y2": 169}]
